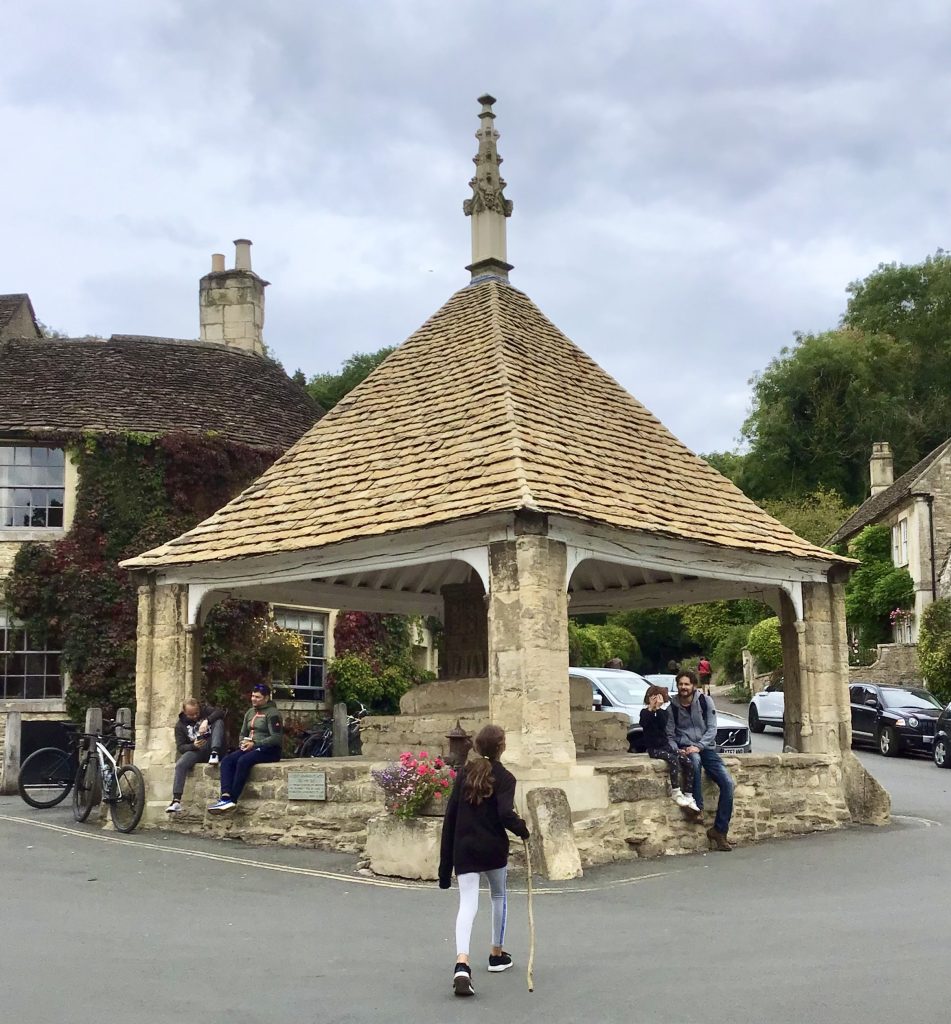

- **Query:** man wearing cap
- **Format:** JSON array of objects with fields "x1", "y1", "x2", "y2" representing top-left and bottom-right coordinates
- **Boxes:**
[{"x1": 207, "y1": 683, "x2": 283, "y2": 814}]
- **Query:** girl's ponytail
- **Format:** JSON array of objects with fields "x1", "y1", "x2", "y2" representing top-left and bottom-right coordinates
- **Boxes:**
[{"x1": 462, "y1": 724, "x2": 506, "y2": 805}]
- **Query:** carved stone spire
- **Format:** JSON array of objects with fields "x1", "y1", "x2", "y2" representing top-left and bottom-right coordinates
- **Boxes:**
[{"x1": 464, "y1": 94, "x2": 514, "y2": 282}]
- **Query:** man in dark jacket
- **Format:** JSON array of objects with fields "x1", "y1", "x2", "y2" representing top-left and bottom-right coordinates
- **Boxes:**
[
  {"x1": 666, "y1": 669, "x2": 735, "y2": 851},
  {"x1": 167, "y1": 698, "x2": 226, "y2": 814},
  {"x1": 207, "y1": 683, "x2": 283, "y2": 814}
]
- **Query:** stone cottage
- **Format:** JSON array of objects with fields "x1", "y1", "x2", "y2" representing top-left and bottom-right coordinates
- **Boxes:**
[
  {"x1": 123, "y1": 97, "x2": 886, "y2": 861},
  {"x1": 0, "y1": 242, "x2": 331, "y2": 777},
  {"x1": 829, "y1": 439, "x2": 951, "y2": 650}
]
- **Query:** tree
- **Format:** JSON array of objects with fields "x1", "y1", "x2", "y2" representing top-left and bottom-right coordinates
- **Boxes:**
[
  {"x1": 568, "y1": 620, "x2": 640, "y2": 667},
  {"x1": 306, "y1": 347, "x2": 395, "y2": 410},
  {"x1": 740, "y1": 252, "x2": 951, "y2": 507},
  {"x1": 761, "y1": 487, "x2": 857, "y2": 547},
  {"x1": 844, "y1": 525, "x2": 914, "y2": 652},
  {"x1": 917, "y1": 598, "x2": 951, "y2": 704},
  {"x1": 607, "y1": 608, "x2": 686, "y2": 671},
  {"x1": 746, "y1": 617, "x2": 783, "y2": 673}
]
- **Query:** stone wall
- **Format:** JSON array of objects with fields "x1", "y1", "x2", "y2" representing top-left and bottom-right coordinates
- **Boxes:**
[
  {"x1": 361, "y1": 708, "x2": 628, "y2": 761},
  {"x1": 849, "y1": 642, "x2": 922, "y2": 685},
  {"x1": 0, "y1": 703, "x2": 68, "y2": 765},
  {"x1": 143, "y1": 750, "x2": 882, "y2": 873}
]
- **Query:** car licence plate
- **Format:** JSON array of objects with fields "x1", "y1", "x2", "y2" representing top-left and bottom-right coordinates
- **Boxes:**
[{"x1": 721, "y1": 746, "x2": 746, "y2": 753}]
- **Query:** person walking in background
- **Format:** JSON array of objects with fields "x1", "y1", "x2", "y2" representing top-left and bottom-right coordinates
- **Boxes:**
[
  {"x1": 438, "y1": 724, "x2": 530, "y2": 998},
  {"x1": 167, "y1": 697, "x2": 226, "y2": 814},
  {"x1": 207, "y1": 683, "x2": 283, "y2": 814},
  {"x1": 639, "y1": 685, "x2": 698, "y2": 812},
  {"x1": 666, "y1": 669, "x2": 735, "y2": 851},
  {"x1": 697, "y1": 655, "x2": 713, "y2": 695}
]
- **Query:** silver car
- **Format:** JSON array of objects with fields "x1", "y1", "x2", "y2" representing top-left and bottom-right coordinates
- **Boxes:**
[{"x1": 570, "y1": 667, "x2": 751, "y2": 753}]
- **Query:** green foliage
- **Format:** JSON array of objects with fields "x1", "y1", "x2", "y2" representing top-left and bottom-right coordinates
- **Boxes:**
[
  {"x1": 739, "y1": 253, "x2": 951, "y2": 506},
  {"x1": 917, "y1": 599, "x2": 951, "y2": 705},
  {"x1": 567, "y1": 620, "x2": 639, "y2": 667},
  {"x1": 746, "y1": 617, "x2": 783, "y2": 673},
  {"x1": 327, "y1": 611, "x2": 434, "y2": 713},
  {"x1": 844, "y1": 525, "x2": 915, "y2": 650},
  {"x1": 679, "y1": 600, "x2": 771, "y2": 652},
  {"x1": 701, "y1": 450, "x2": 747, "y2": 487},
  {"x1": 3, "y1": 432, "x2": 281, "y2": 723},
  {"x1": 306, "y1": 347, "x2": 395, "y2": 410},
  {"x1": 761, "y1": 487, "x2": 857, "y2": 547},
  {"x1": 712, "y1": 623, "x2": 754, "y2": 680}
]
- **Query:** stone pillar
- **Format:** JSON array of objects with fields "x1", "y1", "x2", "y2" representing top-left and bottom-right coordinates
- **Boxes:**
[
  {"x1": 0, "y1": 710, "x2": 21, "y2": 795},
  {"x1": 487, "y1": 517, "x2": 575, "y2": 770},
  {"x1": 440, "y1": 577, "x2": 488, "y2": 678},
  {"x1": 134, "y1": 578, "x2": 197, "y2": 772},
  {"x1": 778, "y1": 582, "x2": 852, "y2": 755}
]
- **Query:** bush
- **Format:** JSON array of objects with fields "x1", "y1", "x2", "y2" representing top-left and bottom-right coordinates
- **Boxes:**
[
  {"x1": 568, "y1": 621, "x2": 640, "y2": 667},
  {"x1": 747, "y1": 617, "x2": 783, "y2": 673},
  {"x1": 712, "y1": 624, "x2": 753, "y2": 681},
  {"x1": 917, "y1": 599, "x2": 951, "y2": 705}
]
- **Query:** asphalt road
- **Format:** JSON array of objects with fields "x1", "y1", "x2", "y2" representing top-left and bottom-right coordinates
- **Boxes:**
[{"x1": 2, "y1": 732, "x2": 950, "y2": 1024}]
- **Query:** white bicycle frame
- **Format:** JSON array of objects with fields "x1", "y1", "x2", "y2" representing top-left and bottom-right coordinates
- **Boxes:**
[{"x1": 85, "y1": 737, "x2": 122, "y2": 800}]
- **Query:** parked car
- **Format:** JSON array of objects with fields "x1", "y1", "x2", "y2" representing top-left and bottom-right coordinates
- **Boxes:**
[
  {"x1": 934, "y1": 702, "x2": 951, "y2": 768},
  {"x1": 570, "y1": 667, "x2": 751, "y2": 754},
  {"x1": 849, "y1": 682, "x2": 943, "y2": 757},
  {"x1": 749, "y1": 678, "x2": 784, "y2": 733},
  {"x1": 644, "y1": 673, "x2": 678, "y2": 691}
]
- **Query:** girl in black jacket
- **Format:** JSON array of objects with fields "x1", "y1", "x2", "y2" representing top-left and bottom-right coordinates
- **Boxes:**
[
  {"x1": 438, "y1": 724, "x2": 530, "y2": 997},
  {"x1": 639, "y1": 685, "x2": 698, "y2": 811}
]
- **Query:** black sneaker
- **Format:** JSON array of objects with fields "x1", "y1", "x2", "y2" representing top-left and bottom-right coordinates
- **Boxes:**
[
  {"x1": 488, "y1": 952, "x2": 513, "y2": 973},
  {"x1": 453, "y1": 962, "x2": 474, "y2": 997}
]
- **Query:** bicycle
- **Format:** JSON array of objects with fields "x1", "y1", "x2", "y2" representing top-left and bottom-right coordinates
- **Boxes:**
[
  {"x1": 72, "y1": 728, "x2": 146, "y2": 833},
  {"x1": 293, "y1": 703, "x2": 367, "y2": 758},
  {"x1": 17, "y1": 735, "x2": 80, "y2": 809}
]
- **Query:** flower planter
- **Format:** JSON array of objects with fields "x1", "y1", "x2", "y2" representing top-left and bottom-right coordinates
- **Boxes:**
[{"x1": 365, "y1": 813, "x2": 443, "y2": 880}]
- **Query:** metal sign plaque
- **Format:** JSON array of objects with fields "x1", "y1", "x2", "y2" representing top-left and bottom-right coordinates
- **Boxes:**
[{"x1": 287, "y1": 771, "x2": 327, "y2": 801}]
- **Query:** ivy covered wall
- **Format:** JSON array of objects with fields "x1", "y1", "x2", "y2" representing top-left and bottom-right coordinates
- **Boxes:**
[{"x1": 4, "y1": 431, "x2": 279, "y2": 721}]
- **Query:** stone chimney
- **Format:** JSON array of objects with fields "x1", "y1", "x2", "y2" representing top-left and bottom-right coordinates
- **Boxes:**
[
  {"x1": 463, "y1": 94, "x2": 514, "y2": 282},
  {"x1": 870, "y1": 442, "x2": 894, "y2": 496},
  {"x1": 198, "y1": 239, "x2": 269, "y2": 356}
]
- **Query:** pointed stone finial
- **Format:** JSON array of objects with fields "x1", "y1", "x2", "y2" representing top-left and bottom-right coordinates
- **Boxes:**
[{"x1": 464, "y1": 94, "x2": 514, "y2": 282}]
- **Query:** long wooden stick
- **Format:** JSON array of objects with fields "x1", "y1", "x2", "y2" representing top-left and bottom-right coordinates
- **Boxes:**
[{"x1": 523, "y1": 838, "x2": 535, "y2": 992}]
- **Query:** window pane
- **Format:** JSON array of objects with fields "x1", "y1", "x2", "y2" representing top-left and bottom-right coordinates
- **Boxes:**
[
  {"x1": 5, "y1": 677, "x2": 24, "y2": 699},
  {"x1": 47, "y1": 504, "x2": 64, "y2": 528},
  {"x1": 24, "y1": 675, "x2": 46, "y2": 699}
]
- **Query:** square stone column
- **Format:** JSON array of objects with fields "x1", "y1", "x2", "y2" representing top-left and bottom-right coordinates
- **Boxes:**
[
  {"x1": 778, "y1": 581, "x2": 852, "y2": 755},
  {"x1": 487, "y1": 523, "x2": 576, "y2": 771},
  {"x1": 133, "y1": 578, "x2": 200, "y2": 771}
]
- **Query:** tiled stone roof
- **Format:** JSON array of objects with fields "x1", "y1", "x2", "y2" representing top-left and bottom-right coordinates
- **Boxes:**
[
  {"x1": 126, "y1": 280, "x2": 845, "y2": 570},
  {"x1": 0, "y1": 334, "x2": 319, "y2": 452},
  {"x1": 0, "y1": 294, "x2": 38, "y2": 337},
  {"x1": 828, "y1": 438, "x2": 951, "y2": 545}
]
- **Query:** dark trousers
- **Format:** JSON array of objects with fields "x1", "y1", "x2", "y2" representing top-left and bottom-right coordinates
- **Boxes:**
[
  {"x1": 648, "y1": 748, "x2": 694, "y2": 792},
  {"x1": 219, "y1": 745, "x2": 281, "y2": 802},
  {"x1": 685, "y1": 748, "x2": 735, "y2": 835}
]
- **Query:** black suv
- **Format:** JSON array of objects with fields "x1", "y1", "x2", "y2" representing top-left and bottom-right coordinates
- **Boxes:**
[
  {"x1": 849, "y1": 682, "x2": 943, "y2": 757},
  {"x1": 934, "y1": 702, "x2": 951, "y2": 768}
]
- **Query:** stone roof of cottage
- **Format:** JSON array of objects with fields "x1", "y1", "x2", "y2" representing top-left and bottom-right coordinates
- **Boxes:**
[
  {"x1": 828, "y1": 437, "x2": 951, "y2": 546},
  {"x1": 125, "y1": 279, "x2": 846, "y2": 571},
  {"x1": 0, "y1": 294, "x2": 39, "y2": 336},
  {"x1": 0, "y1": 334, "x2": 320, "y2": 452}
]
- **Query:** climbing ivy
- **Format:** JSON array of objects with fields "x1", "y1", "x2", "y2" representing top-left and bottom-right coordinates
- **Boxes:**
[{"x1": 4, "y1": 432, "x2": 280, "y2": 722}]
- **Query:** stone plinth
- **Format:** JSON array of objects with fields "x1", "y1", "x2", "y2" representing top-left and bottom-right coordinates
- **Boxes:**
[{"x1": 365, "y1": 814, "x2": 443, "y2": 880}]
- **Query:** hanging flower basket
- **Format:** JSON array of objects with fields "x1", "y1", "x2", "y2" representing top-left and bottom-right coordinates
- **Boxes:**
[{"x1": 371, "y1": 751, "x2": 456, "y2": 819}]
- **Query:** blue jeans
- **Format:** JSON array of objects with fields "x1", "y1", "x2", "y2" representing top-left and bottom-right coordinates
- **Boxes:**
[
  {"x1": 219, "y1": 745, "x2": 281, "y2": 803},
  {"x1": 685, "y1": 748, "x2": 734, "y2": 835}
]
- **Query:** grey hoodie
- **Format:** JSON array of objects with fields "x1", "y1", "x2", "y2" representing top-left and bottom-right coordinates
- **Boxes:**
[{"x1": 665, "y1": 691, "x2": 717, "y2": 750}]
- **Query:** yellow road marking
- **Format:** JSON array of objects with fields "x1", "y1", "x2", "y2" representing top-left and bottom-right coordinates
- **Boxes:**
[{"x1": 0, "y1": 813, "x2": 672, "y2": 893}]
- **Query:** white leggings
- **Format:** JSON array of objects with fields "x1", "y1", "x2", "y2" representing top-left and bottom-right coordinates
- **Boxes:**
[{"x1": 455, "y1": 867, "x2": 508, "y2": 956}]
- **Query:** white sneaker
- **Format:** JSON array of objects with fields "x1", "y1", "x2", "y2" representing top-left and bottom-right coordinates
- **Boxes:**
[
  {"x1": 672, "y1": 788, "x2": 692, "y2": 808},
  {"x1": 165, "y1": 800, "x2": 182, "y2": 814},
  {"x1": 208, "y1": 752, "x2": 220, "y2": 766},
  {"x1": 686, "y1": 796, "x2": 701, "y2": 813}
]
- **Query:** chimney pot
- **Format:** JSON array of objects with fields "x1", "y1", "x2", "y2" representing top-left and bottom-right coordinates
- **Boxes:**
[
  {"x1": 211, "y1": 253, "x2": 225, "y2": 273},
  {"x1": 234, "y1": 238, "x2": 252, "y2": 272}
]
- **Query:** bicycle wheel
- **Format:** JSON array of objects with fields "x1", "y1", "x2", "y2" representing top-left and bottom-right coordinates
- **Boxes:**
[
  {"x1": 17, "y1": 747, "x2": 75, "y2": 808},
  {"x1": 110, "y1": 765, "x2": 145, "y2": 833},
  {"x1": 72, "y1": 755, "x2": 101, "y2": 822}
]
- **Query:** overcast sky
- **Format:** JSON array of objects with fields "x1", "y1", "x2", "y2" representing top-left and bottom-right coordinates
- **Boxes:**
[{"x1": 2, "y1": 2, "x2": 949, "y2": 455}]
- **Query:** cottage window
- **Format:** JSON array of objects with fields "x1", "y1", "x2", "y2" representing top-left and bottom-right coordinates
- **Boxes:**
[
  {"x1": 891, "y1": 518, "x2": 909, "y2": 567},
  {"x1": 272, "y1": 608, "x2": 327, "y2": 702},
  {"x1": 0, "y1": 446, "x2": 66, "y2": 529},
  {"x1": 0, "y1": 613, "x2": 63, "y2": 699}
]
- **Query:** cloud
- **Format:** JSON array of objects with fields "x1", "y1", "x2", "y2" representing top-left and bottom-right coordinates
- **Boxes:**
[{"x1": 2, "y1": 1, "x2": 950, "y2": 453}]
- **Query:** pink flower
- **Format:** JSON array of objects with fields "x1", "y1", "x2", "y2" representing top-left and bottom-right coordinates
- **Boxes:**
[{"x1": 418, "y1": 750, "x2": 429, "y2": 759}]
